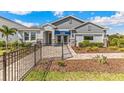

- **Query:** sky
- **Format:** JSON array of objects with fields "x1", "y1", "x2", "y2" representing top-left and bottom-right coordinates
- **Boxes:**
[{"x1": 0, "y1": 11, "x2": 124, "y2": 35}]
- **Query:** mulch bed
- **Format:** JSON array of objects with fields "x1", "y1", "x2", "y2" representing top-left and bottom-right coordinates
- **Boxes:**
[
  {"x1": 35, "y1": 59, "x2": 124, "y2": 73},
  {"x1": 72, "y1": 47, "x2": 122, "y2": 53}
]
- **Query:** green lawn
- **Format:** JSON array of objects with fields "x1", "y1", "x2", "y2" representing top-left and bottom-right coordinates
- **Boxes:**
[{"x1": 24, "y1": 70, "x2": 124, "y2": 81}]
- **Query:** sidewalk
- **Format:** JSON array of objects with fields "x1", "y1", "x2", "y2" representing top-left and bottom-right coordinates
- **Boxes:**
[
  {"x1": 67, "y1": 46, "x2": 124, "y2": 60},
  {"x1": 68, "y1": 53, "x2": 124, "y2": 60}
]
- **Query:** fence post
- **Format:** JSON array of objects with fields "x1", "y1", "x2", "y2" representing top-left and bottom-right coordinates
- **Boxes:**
[
  {"x1": 34, "y1": 45, "x2": 36, "y2": 66},
  {"x1": 62, "y1": 41, "x2": 64, "y2": 60},
  {"x1": 40, "y1": 43, "x2": 42, "y2": 60},
  {"x1": 3, "y1": 52, "x2": 7, "y2": 81}
]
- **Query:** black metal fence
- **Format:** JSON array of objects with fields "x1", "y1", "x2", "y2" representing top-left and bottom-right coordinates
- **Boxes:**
[{"x1": 0, "y1": 43, "x2": 72, "y2": 81}]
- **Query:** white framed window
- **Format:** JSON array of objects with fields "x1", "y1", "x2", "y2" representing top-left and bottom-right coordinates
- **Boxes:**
[
  {"x1": 24, "y1": 32, "x2": 29, "y2": 41},
  {"x1": 84, "y1": 36, "x2": 93, "y2": 40},
  {"x1": 31, "y1": 32, "x2": 36, "y2": 40}
]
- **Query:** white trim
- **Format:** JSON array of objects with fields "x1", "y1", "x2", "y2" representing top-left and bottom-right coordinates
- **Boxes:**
[
  {"x1": 18, "y1": 29, "x2": 41, "y2": 31},
  {"x1": 75, "y1": 33, "x2": 103, "y2": 35}
]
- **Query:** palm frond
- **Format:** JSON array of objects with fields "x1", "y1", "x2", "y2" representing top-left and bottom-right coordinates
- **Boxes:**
[
  {"x1": 10, "y1": 28, "x2": 17, "y2": 34},
  {"x1": 2, "y1": 25, "x2": 9, "y2": 32}
]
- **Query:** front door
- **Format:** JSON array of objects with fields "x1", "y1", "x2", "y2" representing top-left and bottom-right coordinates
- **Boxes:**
[
  {"x1": 57, "y1": 35, "x2": 68, "y2": 44},
  {"x1": 57, "y1": 36, "x2": 61, "y2": 44},
  {"x1": 64, "y1": 36, "x2": 68, "y2": 44},
  {"x1": 48, "y1": 32, "x2": 52, "y2": 44}
]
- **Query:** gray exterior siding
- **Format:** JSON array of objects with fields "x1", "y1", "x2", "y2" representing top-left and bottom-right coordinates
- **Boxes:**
[
  {"x1": 0, "y1": 16, "x2": 28, "y2": 42},
  {"x1": 52, "y1": 17, "x2": 84, "y2": 29},
  {"x1": 75, "y1": 23, "x2": 104, "y2": 33},
  {"x1": 0, "y1": 17, "x2": 28, "y2": 29},
  {"x1": 0, "y1": 15, "x2": 107, "y2": 46}
]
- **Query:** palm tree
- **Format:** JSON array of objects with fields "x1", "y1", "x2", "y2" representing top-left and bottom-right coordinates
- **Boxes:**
[{"x1": 0, "y1": 25, "x2": 17, "y2": 51}]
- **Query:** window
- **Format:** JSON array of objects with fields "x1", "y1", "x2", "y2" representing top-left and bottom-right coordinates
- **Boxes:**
[
  {"x1": 31, "y1": 32, "x2": 36, "y2": 40},
  {"x1": 84, "y1": 36, "x2": 93, "y2": 40},
  {"x1": 24, "y1": 32, "x2": 29, "y2": 41}
]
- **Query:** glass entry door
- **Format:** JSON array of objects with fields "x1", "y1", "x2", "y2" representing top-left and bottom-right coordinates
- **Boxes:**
[
  {"x1": 57, "y1": 35, "x2": 68, "y2": 44},
  {"x1": 64, "y1": 36, "x2": 68, "y2": 44},
  {"x1": 57, "y1": 36, "x2": 61, "y2": 44}
]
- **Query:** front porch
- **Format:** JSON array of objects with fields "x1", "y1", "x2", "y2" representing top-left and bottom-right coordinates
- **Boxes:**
[{"x1": 43, "y1": 30, "x2": 71, "y2": 45}]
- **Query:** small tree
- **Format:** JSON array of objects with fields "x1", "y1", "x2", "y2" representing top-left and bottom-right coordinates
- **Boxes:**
[{"x1": 0, "y1": 25, "x2": 17, "y2": 51}]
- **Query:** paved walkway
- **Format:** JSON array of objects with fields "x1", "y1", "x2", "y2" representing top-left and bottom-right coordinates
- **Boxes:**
[
  {"x1": 67, "y1": 46, "x2": 124, "y2": 60},
  {"x1": 42, "y1": 45, "x2": 72, "y2": 59}
]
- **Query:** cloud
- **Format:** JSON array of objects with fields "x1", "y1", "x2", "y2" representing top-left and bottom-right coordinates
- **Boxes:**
[
  {"x1": 79, "y1": 11, "x2": 84, "y2": 13},
  {"x1": 14, "y1": 19, "x2": 39, "y2": 27},
  {"x1": 52, "y1": 11, "x2": 64, "y2": 18},
  {"x1": 8, "y1": 11, "x2": 32, "y2": 15},
  {"x1": 90, "y1": 11, "x2": 124, "y2": 25}
]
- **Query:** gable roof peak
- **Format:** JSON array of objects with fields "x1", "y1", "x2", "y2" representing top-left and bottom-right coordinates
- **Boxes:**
[
  {"x1": 41, "y1": 23, "x2": 57, "y2": 28},
  {"x1": 51, "y1": 15, "x2": 85, "y2": 25},
  {"x1": 75, "y1": 21, "x2": 106, "y2": 29}
]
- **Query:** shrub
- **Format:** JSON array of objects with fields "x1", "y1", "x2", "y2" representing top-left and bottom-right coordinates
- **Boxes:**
[
  {"x1": 21, "y1": 42, "x2": 32, "y2": 47},
  {"x1": 79, "y1": 40, "x2": 90, "y2": 47},
  {"x1": 90, "y1": 42, "x2": 103, "y2": 47},
  {"x1": 83, "y1": 40, "x2": 90, "y2": 47},
  {"x1": 93, "y1": 55, "x2": 108, "y2": 64},
  {"x1": 118, "y1": 48, "x2": 124, "y2": 52},
  {"x1": 9, "y1": 41, "x2": 22, "y2": 48},
  {"x1": 108, "y1": 46, "x2": 118, "y2": 50},
  {"x1": 0, "y1": 40, "x2": 5, "y2": 47},
  {"x1": 58, "y1": 61, "x2": 66, "y2": 67},
  {"x1": 91, "y1": 46, "x2": 99, "y2": 51},
  {"x1": 85, "y1": 46, "x2": 99, "y2": 52},
  {"x1": 78, "y1": 42, "x2": 84, "y2": 47},
  {"x1": 85, "y1": 46, "x2": 98, "y2": 52},
  {"x1": 118, "y1": 39, "x2": 124, "y2": 48},
  {"x1": 110, "y1": 38, "x2": 119, "y2": 46},
  {"x1": 85, "y1": 47, "x2": 92, "y2": 52},
  {"x1": 96, "y1": 43, "x2": 103, "y2": 47},
  {"x1": 79, "y1": 40, "x2": 103, "y2": 48},
  {"x1": 101, "y1": 55, "x2": 108, "y2": 64}
]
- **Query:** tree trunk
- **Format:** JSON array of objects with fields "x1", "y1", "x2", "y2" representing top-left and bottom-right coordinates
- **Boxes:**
[{"x1": 6, "y1": 36, "x2": 8, "y2": 52}]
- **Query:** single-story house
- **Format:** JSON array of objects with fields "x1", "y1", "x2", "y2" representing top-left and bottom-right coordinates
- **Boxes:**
[{"x1": 0, "y1": 16, "x2": 108, "y2": 46}]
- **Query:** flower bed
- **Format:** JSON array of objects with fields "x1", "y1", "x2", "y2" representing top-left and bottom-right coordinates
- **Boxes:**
[{"x1": 25, "y1": 59, "x2": 124, "y2": 81}]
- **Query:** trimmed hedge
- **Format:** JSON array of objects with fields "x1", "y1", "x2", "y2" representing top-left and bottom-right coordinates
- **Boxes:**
[
  {"x1": 90, "y1": 42, "x2": 103, "y2": 47},
  {"x1": 79, "y1": 40, "x2": 103, "y2": 48},
  {"x1": 20, "y1": 42, "x2": 32, "y2": 47}
]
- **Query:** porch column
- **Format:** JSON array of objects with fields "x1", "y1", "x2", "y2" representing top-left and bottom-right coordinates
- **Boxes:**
[
  {"x1": 52, "y1": 30, "x2": 55, "y2": 44},
  {"x1": 103, "y1": 30, "x2": 108, "y2": 47},
  {"x1": 40, "y1": 30, "x2": 44, "y2": 43},
  {"x1": 69, "y1": 30, "x2": 75, "y2": 46}
]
